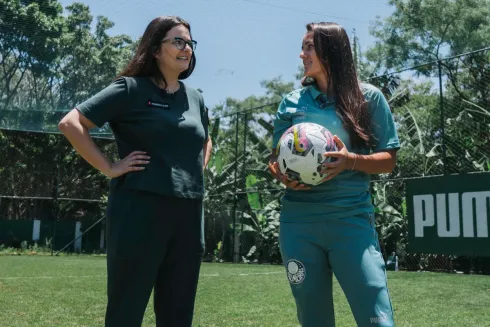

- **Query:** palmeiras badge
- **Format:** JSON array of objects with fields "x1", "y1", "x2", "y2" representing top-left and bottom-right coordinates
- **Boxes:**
[{"x1": 286, "y1": 259, "x2": 306, "y2": 284}]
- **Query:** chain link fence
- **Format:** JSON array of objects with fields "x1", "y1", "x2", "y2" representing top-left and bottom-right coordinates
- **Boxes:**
[
  {"x1": 202, "y1": 106, "x2": 283, "y2": 263},
  {"x1": 1, "y1": 49, "x2": 489, "y2": 273},
  {"x1": 0, "y1": 125, "x2": 116, "y2": 253},
  {"x1": 203, "y1": 48, "x2": 490, "y2": 273}
]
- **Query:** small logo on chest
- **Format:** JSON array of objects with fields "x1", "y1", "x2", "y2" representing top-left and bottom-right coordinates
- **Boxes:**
[
  {"x1": 291, "y1": 106, "x2": 307, "y2": 120},
  {"x1": 147, "y1": 100, "x2": 170, "y2": 109}
]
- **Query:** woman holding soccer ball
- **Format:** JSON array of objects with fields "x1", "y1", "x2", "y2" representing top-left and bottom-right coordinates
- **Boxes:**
[
  {"x1": 269, "y1": 22, "x2": 400, "y2": 327},
  {"x1": 59, "y1": 16, "x2": 211, "y2": 327}
]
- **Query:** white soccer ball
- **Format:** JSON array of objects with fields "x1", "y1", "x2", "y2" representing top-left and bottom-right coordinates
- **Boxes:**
[{"x1": 276, "y1": 122, "x2": 337, "y2": 186}]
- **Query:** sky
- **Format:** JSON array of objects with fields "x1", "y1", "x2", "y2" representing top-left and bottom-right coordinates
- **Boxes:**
[{"x1": 58, "y1": 0, "x2": 395, "y2": 115}]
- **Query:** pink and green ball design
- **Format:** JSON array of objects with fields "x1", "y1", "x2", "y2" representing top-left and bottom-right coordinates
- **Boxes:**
[{"x1": 276, "y1": 122, "x2": 338, "y2": 186}]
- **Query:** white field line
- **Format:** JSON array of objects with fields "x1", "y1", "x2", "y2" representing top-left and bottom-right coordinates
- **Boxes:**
[
  {"x1": 0, "y1": 275, "x2": 106, "y2": 280},
  {"x1": 0, "y1": 271, "x2": 284, "y2": 280},
  {"x1": 236, "y1": 271, "x2": 284, "y2": 276}
]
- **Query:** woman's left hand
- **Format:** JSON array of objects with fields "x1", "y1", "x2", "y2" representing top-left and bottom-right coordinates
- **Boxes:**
[{"x1": 320, "y1": 135, "x2": 354, "y2": 181}]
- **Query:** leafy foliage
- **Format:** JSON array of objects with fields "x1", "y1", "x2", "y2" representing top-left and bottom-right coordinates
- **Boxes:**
[{"x1": 1, "y1": 0, "x2": 489, "y2": 271}]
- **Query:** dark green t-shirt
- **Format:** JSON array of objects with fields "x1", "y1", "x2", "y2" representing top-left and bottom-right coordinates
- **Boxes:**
[{"x1": 76, "y1": 76, "x2": 209, "y2": 199}]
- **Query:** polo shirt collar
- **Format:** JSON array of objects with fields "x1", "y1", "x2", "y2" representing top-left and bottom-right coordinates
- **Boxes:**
[{"x1": 308, "y1": 85, "x2": 336, "y2": 108}]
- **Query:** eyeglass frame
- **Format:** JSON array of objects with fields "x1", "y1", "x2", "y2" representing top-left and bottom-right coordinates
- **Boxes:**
[{"x1": 161, "y1": 37, "x2": 197, "y2": 51}]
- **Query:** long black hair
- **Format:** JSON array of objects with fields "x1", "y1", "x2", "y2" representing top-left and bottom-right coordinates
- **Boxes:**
[
  {"x1": 117, "y1": 16, "x2": 196, "y2": 87},
  {"x1": 304, "y1": 22, "x2": 372, "y2": 149}
]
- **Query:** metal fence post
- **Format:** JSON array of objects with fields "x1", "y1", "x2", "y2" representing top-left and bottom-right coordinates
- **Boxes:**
[
  {"x1": 438, "y1": 60, "x2": 448, "y2": 176},
  {"x1": 232, "y1": 113, "x2": 240, "y2": 263},
  {"x1": 240, "y1": 113, "x2": 248, "y2": 259},
  {"x1": 50, "y1": 147, "x2": 61, "y2": 256},
  {"x1": 438, "y1": 60, "x2": 451, "y2": 272}
]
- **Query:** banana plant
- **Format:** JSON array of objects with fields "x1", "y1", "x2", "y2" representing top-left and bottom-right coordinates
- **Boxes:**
[{"x1": 239, "y1": 199, "x2": 282, "y2": 264}]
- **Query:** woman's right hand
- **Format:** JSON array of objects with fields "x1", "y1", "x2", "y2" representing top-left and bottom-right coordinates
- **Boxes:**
[
  {"x1": 106, "y1": 151, "x2": 150, "y2": 178},
  {"x1": 268, "y1": 160, "x2": 310, "y2": 191}
]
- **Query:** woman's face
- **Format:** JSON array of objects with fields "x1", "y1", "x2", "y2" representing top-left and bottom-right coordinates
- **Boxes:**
[
  {"x1": 155, "y1": 24, "x2": 193, "y2": 76},
  {"x1": 300, "y1": 31, "x2": 323, "y2": 80}
]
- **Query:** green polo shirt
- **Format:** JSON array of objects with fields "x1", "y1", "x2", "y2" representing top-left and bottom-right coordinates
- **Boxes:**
[
  {"x1": 76, "y1": 76, "x2": 209, "y2": 199},
  {"x1": 272, "y1": 83, "x2": 400, "y2": 222}
]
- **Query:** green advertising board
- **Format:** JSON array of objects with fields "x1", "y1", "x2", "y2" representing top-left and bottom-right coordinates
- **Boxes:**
[{"x1": 406, "y1": 173, "x2": 490, "y2": 257}]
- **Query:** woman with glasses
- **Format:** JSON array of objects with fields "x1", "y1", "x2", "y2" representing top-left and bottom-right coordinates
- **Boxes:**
[
  {"x1": 269, "y1": 22, "x2": 399, "y2": 326},
  {"x1": 58, "y1": 16, "x2": 211, "y2": 327}
]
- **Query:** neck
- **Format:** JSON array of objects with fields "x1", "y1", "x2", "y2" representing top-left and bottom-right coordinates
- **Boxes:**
[
  {"x1": 163, "y1": 72, "x2": 180, "y2": 91},
  {"x1": 155, "y1": 67, "x2": 180, "y2": 91},
  {"x1": 315, "y1": 75, "x2": 329, "y2": 94}
]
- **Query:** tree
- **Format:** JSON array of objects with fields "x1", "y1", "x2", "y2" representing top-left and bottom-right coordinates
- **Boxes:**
[
  {"x1": 204, "y1": 75, "x2": 295, "y2": 261},
  {"x1": 0, "y1": 0, "x2": 64, "y2": 110},
  {"x1": 0, "y1": 1, "x2": 133, "y2": 235},
  {"x1": 364, "y1": 0, "x2": 490, "y2": 175},
  {"x1": 0, "y1": 0, "x2": 134, "y2": 132},
  {"x1": 55, "y1": 3, "x2": 134, "y2": 112},
  {"x1": 366, "y1": 0, "x2": 490, "y2": 71},
  {"x1": 364, "y1": 0, "x2": 490, "y2": 270}
]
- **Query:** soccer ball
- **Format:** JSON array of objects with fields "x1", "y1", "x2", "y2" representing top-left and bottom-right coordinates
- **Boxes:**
[{"x1": 276, "y1": 122, "x2": 338, "y2": 186}]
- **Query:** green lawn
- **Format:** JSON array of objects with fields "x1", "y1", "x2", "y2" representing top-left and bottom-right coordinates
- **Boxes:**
[{"x1": 0, "y1": 256, "x2": 489, "y2": 326}]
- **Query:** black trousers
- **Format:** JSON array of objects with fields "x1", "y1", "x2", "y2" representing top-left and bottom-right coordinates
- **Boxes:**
[{"x1": 104, "y1": 186, "x2": 204, "y2": 327}]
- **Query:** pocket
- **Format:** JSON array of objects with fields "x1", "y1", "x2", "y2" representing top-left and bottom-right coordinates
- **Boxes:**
[
  {"x1": 364, "y1": 212, "x2": 382, "y2": 254},
  {"x1": 106, "y1": 178, "x2": 120, "y2": 217},
  {"x1": 105, "y1": 188, "x2": 134, "y2": 257},
  {"x1": 114, "y1": 191, "x2": 156, "y2": 258},
  {"x1": 367, "y1": 212, "x2": 375, "y2": 230},
  {"x1": 355, "y1": 212, "x2": 375, "y2": 229}
]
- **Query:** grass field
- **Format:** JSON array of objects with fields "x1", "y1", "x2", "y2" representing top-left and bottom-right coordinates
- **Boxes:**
[{"x1": 0, "y1": 256, "x2": 489, "y2": 327}]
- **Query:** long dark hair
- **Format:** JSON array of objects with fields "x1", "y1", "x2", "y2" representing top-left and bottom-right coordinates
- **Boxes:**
[
  {"x1": 304, "y1": 22, "x2": 372, "y2": 149},
  {"x1": 117, "y1": 16, "x2": 196, "y2": 87}
]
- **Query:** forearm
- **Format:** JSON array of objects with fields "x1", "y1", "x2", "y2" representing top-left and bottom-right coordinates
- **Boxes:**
[
  {"x1": 346, "y1": 150, "x2": 397, "y2": 174},
  {"x1": 203, "y1": 137, "x2": 212, "y2": 169},
  {"x1": 58, "y1": 121, "x2": 112, "y2": 175}
]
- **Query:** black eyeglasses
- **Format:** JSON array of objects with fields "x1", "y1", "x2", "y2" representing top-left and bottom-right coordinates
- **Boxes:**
[{"x1": 161, "y1": 37, "x2": 197, "y2": 51}]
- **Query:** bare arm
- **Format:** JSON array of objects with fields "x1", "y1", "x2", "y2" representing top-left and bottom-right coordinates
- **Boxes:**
[
  {"x1": 203, "y1": 137, "x2": 212, "y2": 169},
  {"x1": 269, "y1": 139, "x2": 397, "y2": 188},
  {"x1": 321, "y1": 136, "x2": 397, "y2": 181},
  {"x1": 345, "y1": 150, "x2": 397, "y2": 174},
  {"x1": 58, "y1": 109, "x2": 149, "y2": 177}
]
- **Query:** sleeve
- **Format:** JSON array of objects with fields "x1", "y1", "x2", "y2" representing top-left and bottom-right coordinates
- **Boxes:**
[
  {"x1": 272, "y1": 98, "x2": 293, "y2": 149},
  {"x1": 203, "y1": 106, "x2": 210, "y2": 140},
  {"x1": 198, "y1": 92, "x2": 210, "y2": 141},
  {"x1": 368, "y1": 87, "x2": 401, "y2": 152},
  {"x1": 75, "y1": 77, "x2": 129, "y2": 128}
]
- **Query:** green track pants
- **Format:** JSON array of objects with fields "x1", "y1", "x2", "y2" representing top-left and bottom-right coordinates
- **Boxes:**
[{"x1": 279, "y1": 212, "x2": 395, "y2": 327}]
